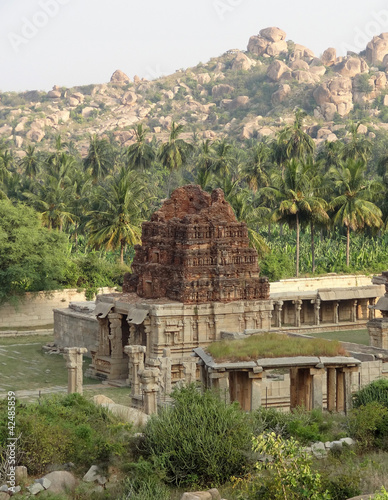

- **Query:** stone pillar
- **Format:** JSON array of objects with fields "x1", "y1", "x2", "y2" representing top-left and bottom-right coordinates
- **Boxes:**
[
  {"x1": 351, "y1": 300, "x2": 358, "y2": 323},
  {"x1": 368, "y1": 299, "x2": 376, "y2": 320},
  {"x1": 312, "y1": 299, "x2": 321, "y2": 326},
  {"x1": 293, "y1": 300, "x2": 302, "y2": 328},
  {"x1": 144, "y1": 318, "x2": 151, "y2": 358},
  {"x1": 64, "y1": 348, "x2": 87, "y2": 395},
  {"x1": 336, "y1": 369, "x2": 345, "y2": 413},
  {"x1": 343, "y1": 367, "x2": 358, "y2": 415},
  {"x1": 139, "y1": 368, "x2": 160, "y2": 415},
  {"x1": 274, "y1": 301, "x2": 283, "y2": 328},
  {"x1": 128, "y1": 324, "x2": 137, "y2": 345},
  {"x1": 97, "y1": 318, "x2": 110, "y2": 356},
  {"x1": 124, "y1": 345, "x2": 146, "y2": 397},
  {"x1": 108, "y1": 313, "x2": 123, "y2": 359},
  {"x1": 250, "y1": 370, "x2": 264, "y2": 410},
  {"x1": 327, "y1": 368, "x2": 336, "y2": 412},
  {"x1": 334, "y1": 302, "x2": 339, "y2": 324},
  {"x1": 159, "y1": 348, "x2": 172, "y2": 397},
  {"x1": 182, "y1": 359, "x2": 197, "y2": 384},
  {"x1": 209, "y1": 371, "x2": 230, "y2": 404},
  {"x1": 310, "y1": 368, "x2": 324, "y2": 410}
]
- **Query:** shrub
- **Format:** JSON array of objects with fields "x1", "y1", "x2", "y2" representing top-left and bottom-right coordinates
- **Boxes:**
[
  {"x1": 348, "y1": 401, "x2": 388, "y2": 451},
  {"x1": 234, "y1": 432, "x2": 331, "y2": 500},
  {"x1": 142, "y1": 384, "x2": 252, "y2": 487},
  {"x1": 353, "y1": 379, "x2": 388, "y2": 409}
]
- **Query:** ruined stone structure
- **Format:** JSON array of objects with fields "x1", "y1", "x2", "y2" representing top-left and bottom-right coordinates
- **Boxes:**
[
  {"x1": 123, "y1": 185, "x2": 270, "y2": 303},
  {"x1": 84, "y1": 186, "x2": 273, "y2": 410},
  {"x1": 63, "y1": 347, "x2": 87, "y2": 395},
  {"x1": 368, "y1": 272, "x2": 388, "y2": 349}
]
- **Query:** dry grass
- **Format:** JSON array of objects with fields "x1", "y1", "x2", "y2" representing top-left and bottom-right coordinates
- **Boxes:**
[{"x1": 207, "y1": 333, "x2": 347, "y2": 363}]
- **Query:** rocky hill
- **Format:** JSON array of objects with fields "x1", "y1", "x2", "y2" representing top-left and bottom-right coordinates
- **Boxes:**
[{"x1": 3, "y1": 27, "x2": 388, "y2": 155}]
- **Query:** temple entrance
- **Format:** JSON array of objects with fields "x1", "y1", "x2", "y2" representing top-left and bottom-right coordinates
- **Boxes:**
[{"x1": 229, "y1": 371, "x2": 252, "y2": 411}]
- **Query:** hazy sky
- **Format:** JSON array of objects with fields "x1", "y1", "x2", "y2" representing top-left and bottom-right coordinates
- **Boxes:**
[{"x1": 1, "y1": 0, "x2": 388, "y2": 92}]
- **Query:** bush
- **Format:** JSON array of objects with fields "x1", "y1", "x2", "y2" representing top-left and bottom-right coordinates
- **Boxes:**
[
  {"x1": 348, "y1": 401, "x2": 388, "y2": 451},
  {"x1": 0, "y1": 394, "x2": 133, "y2": 475},
  {"x1": 353, "y1": 379, "x2": 388, "y2": 408},
  {"x1": 142, "y1": 384, "x2": 252, "y2": 487}
]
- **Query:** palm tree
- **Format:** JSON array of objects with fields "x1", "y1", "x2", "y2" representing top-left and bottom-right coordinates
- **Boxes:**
[
  {"x1": 84, "y1": 134, "x2": 114, "y2": 183},
  {"x1": 342, "y1": 122, "x2": 372, "y2": 163},
  {"x1": 125, "y1": 124, "x2": 155, "y2": 171},
  {"x1": 328, "y1": 158, "x2": 383, "y2": 267},
  {"x1": 274, "y1": 109, "x2": 315, "y2": 165},
  {"x1": 20, "y1": 145, "x2": 40, "y2": 179},
  {"x1": 158, "y1": 122, "x2": 194, "y2": 196},
  {"x1": 243, "y1": 142, "x2": 271, "y2": 192},
  {"x1": 211, "y1": 139, "x2": 236, "y2": 178},
  {"x1": 86, "y1": 168, "x2": 148, "y2": 264},
  {"x1": 262, "y1": 159, "x2": 327, "y2": 277}
]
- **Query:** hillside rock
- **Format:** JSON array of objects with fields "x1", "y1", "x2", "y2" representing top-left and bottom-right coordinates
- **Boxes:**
[
  {"x1": 272, "y1": 84, "x2": 291, "y2": 105},
  {"x1": 289, "y1": 60, "x2": 310, "y2": 71},
  {"x1": 197, "y1": 73, "x2": 211, "y2": 84},
  {"x1": 309, "y1": 65, "x2": 327, "y2": 77},
  {"x1": 313, "y1": 76, "x2": 353, "y2": 120},
  {"x1": 267, "y1": 60, "x2": 292, "y2": 81},
  {"x1": 321, "y1": 47, "x2": 337, "y2": 66},
  {"x1": 26, "y1": 129, "x2": 45, "y2": 142},
  {"x1": 334, "y1": 57, "x2": 368, "y2": 78},
  {"x1": 110, "y1": 70, "x2": 131, "y2": 84},
  {"x1": 48, "y1": 90, "x2": 61, "y2": 99},
  {"x1": 259, "y1": 27, "x2": 286, "y2": 42},
  {"x1": 247, "y1": 27, "x2": 287, "y2": 58},
  {"x1": 290, "y1": 44, "x2": 315, "y2": 61},
  {"x1": 212, "y1": 84, "x2": 234, "y2": 98},
  {"x1": 231, "y1": 52, "x2": 255, "y2": 71},
  {"x1": 366, "y1": 33, "x2": 388, "y2": 64},
  {"x1": 292, "y1": 70, "x2": 319, "y2": 84},
  {"x1": 122, "y1": 91, "x2": 137, "y2": 105},
  {"x1": 42, "y1": 471, "x2": 77, "y2": 494},
  {"x1": 221, "y1": 96, "x2": 250, "y2": 110}
]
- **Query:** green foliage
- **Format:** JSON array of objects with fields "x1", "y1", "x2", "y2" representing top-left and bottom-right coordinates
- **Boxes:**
[
  {"x1": 354, "y1": 73, "x2": 374, "y2": 94},
  {"x1": 120, "y1": 460, "x2": 170, "y2": 500},
  {"x1": 207, "y1": 333, "x2": 345, "y2": 362},
  {"x1": 235, "y1": 432, "x2": 331, "y2": 499},
  {"x1": 321, "y1": 469, "x2": 362, "y2": 500},
  {"x1": 348, "y1": 402, "x2": 388, "y2": 451},
  {"x1": 353, "y1": 379, "x2": 388, "y2": 408},
  {"x1": 260, "y1": 250, "x2": 295, "y2": 280},
  {"x1": 142, "y1": 384, "x2": 252, "y2": 487},
  {"x1": 0, "y1": 394, "x2": 132, "y2": 475},
  {"x1": 0, "y1": 200, "x2": 71, "y2": 304},
  {"x1": 375, "y1": 486, "x2": 388, "y2": 499}
]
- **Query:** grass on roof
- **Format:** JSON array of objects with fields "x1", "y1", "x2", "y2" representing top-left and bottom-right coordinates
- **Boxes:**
[{"x1": 206, "y1": 333, "x2": 347, "y2": 363}]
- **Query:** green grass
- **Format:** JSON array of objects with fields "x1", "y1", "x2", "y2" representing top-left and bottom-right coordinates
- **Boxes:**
[
  {"x1": 207, "y1": 333, "x2": 346, "y2": 362},
  {"x1": 309, "y1": 329, "x2": 369, "y2": 346},
  {"x1": 0, "y1": 335, "x2": 99, "y2": 392}
]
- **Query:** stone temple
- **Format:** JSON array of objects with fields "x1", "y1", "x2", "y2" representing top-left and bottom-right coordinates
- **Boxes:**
[{"x1": 85, "y1": 185, "x2": 272, "y2": 400}]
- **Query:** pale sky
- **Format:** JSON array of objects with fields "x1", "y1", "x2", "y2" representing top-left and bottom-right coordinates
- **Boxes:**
[{"x1": 1, "y1": 0, "x2": 387, "y2": 92}]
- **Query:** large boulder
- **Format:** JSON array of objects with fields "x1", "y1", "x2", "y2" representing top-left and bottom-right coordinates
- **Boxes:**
[
  {"x1": 231, "y1": 52, "x2": 255, "y2": 71},
  {"x1": 290, "y1": 44, "x2": 315, "y2": 61},
  {"x1": 321, "y1": 47, "x2": 337, "y2": 66},
  {"x1": 267, "y1": 60, "x2": 292, "y2": 81},
  {"x1": 272, "y1": 84, "x2": 291, "y2": 105},
  {"x1": 41, "y1": 471, "x2": 77, "y2": 495},
  {"x1": 289, "y1": 59, "x2": 310, "y2": 71},
  {"x1": 212, "y1": 84, "x2": 234, "y2": 98},
  {"x1": 221, "y1": 96, "x2": 250, "y2": 110},
  {"x1": 334, "y1": 57, "x2": 367, "y2": 78},
  {"x1": 313, "y1": 76, "x2": 353, "y2": 119},
  {"x1": 197, "y1": 73, "x2": 211, "y2": 85},
  {"x1": 110, "y1": 69, "x2": 131, "y2": 84},
  {"x1": 259, "y1": 27, "x2": 286, "y2": 42},
  {"x1": 366, "y1": 33, "x2": 388, "y2": 64},
  {"x1": 266, "y1": 40, "x2": 288, "y2": 57},
  {"x1": 121, "y1": 91, "x2": 137, "y2": 106},
  {"x1": 247, "y1": 35, "x2": 268, "y2": 56}
]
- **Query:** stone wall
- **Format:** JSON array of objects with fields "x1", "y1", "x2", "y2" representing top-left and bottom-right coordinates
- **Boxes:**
[
  {"x1": 54, "y1": 308, "x2": 98, "y2": 357},
  {"x1": 270, "y1": 275, "x2": 374, "y2": 294},
  {"x1": 0, "y1": 288, "x2": 115, "y2": 329}
]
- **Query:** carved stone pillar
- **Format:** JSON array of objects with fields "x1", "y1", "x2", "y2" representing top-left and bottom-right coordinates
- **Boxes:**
[
  {"x1": 108, "y1": 313, "x2": 123, "y2": 359},
  {"x1": 124, "y1": 345, "x2": 146, "y2": 397},
  {"x1": 368, "y1": 299, "x2": 376, "y2": 320},
  {"x1": 64, "y1": 347, "x2": 87, "y2": 395},
  {"x1": 293, "y1": 299, "x2": 302, "y2": 328},
  {"x1": 310, "y1": 368, "x2": 325, "y2": 410},
  {"x1": 327, "y1": 368, "x2": 336, "y2": 412},
  {"x1": 159, "y1": 348, "x2": 172, "y2": 397},
  {"x1": 144, "y1": 318, "x2": 151, "y2": 358},
  {"x1": 97, "y1": 318, "x2": 110, "y2": 356},
  {"x1": 312, "y1": 299, "x2": 321, "y2": 326},
  {"x1": 275, "y1": 301, "x2": 283, "y2": 328},
  {"x1": 351, "y1": 300, "x2": 358, "y2": 323},
  {"x1": 334, "y1": 302, "x2": 339, "y2": 324},
  {"x1": 183, "y1": 359, "x2": 197, "y2": 384},
  {"x1": 139, "y1": 368, "x2": 160, "y2": 415}
]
